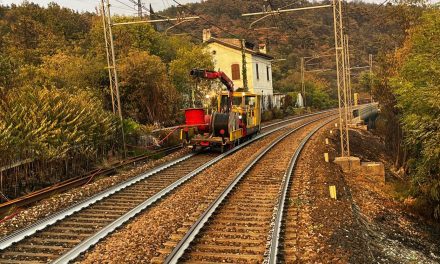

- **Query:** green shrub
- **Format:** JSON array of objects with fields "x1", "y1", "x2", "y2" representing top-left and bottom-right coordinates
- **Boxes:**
[
  {"x1": 285, "y1": 106, "x2": 296, "y2": 116},
  {"x1": 0, "y1": 86, "x2": 118, "y2": 162},
  {"x1": 272, "y1": 108, "x2": 284, "y2": 119},
  {"x1": 293, "y1": 107, "x2": 306, "y2": 116},
  {"x1": 262, "y1": 110, "x2": 273, "y2": 122}
]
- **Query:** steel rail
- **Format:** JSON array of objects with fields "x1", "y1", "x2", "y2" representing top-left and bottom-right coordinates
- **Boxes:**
[
  {"x1": 0, "y1": 144, "x2": 183, "y2": 218},
  {"x1": 260, "y1": 108, "x2": 335, "y2": 131},
  {"x1": 262, "y1": 104, "x2": 367, "y2": 131},
  {"x1": 0, "y1": 110, "x2": 332, "y2": 263},
  {"x1": 0, "y1": 152, "x2": 194, "y2": 250},
  {"x1": 163, "y1": 115, "x2": 334, "y2": 263},
  {"x1": 150, "y1": 108, "x2": 335, "y2": 133},
  {"x1": 1, "y1": 107, "x2": 332, "y2": 218},
  {"x1": 266, "y1": 118, "x2": 336, "y2": 263},
  {"x1": 52, "y1": 113, "x2": 335, "y2": 263}
]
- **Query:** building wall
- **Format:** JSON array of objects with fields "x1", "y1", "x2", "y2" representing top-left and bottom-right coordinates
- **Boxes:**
[
  {"x1": 272, "y1": 94, "x2": 285, "y2": 109},
  {"x1": 206, "y1": 43, "x2": 254, "y2": 90},
  {"x1": 251, "y1": 55, "x2": 273, "y2": 97}
]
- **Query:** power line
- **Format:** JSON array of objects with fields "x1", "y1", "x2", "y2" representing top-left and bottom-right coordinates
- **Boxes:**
[
  {"x1": 114, "y1": 0, "x2": 137, "y2": 11},
  {"x1": 171, "y1": 0, "x2": 243, "y2": 39},
  {"x1": 112, "y1": 0, "x2": 202, "y2": 41},
  {"x1": 267, "y1": 0, "x2": 296, "y2": 32},
  {"x1": 112, "y1": 5, "x2": 138, "y2": 13}
]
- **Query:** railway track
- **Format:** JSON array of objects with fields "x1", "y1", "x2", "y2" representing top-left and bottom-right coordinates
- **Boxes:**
[
  {"x1": 162, "y1": 115, "x2": 335, "y2": 263},
  {"x1": 0, "y1": 110, "x2": 335, "y2": 264},
  {"x1": 0, "y1": 109, "x2": 334, "y2": 220},
  {"x1": 0, "y1": 144, "x2": 183, "y2": 218},
  {"x1": 0, "y1": 153, "x2": 217, "y2": 263}
]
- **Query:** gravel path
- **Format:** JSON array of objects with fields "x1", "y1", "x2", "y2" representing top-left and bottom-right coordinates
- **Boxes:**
[{"x1": 0, "y1": 149, "x2": 190, "y2": 238}]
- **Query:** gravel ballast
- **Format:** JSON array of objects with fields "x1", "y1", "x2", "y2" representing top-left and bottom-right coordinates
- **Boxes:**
[
  {"x1": 78, "y1": 117, "x2": 326, "y2": 264},
  {"x1": 0, "y1": 149, "x2": 190, "y2": 238}
]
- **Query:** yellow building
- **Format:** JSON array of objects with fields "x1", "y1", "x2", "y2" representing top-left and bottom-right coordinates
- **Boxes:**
[{"x1": 203, "y1": 30, "x2": 275, "y2": 108}]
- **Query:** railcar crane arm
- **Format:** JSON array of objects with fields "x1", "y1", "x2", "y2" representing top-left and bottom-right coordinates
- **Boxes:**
[{"x1": 190, "y1": 69, "x2": 235, "y2": 112}]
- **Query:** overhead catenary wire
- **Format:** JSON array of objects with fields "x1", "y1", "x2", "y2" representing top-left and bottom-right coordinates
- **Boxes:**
[
  {"x1": 267, "y1": 0, "x2": 296, "y2": 32},
  {"x1": 112, "y1": 5, "x2": 138, "y2": 13},
  {"x1": 114, "y1": 0, "x2": 137, "y2": 11},
  {"x1": 171, "y1": 0, "x2": 244, "y2": 39},
  {"x1": 111, "y1": 0, "x2": 202, "y2": 41},
  {"x1": 107, "y1": 0, "x2": 278, "y2": 58}
]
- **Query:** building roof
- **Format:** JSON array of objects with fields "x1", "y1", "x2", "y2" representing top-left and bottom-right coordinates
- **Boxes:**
[{"x1": 206, "y1": 38, "x2": 274, "y2": 60}]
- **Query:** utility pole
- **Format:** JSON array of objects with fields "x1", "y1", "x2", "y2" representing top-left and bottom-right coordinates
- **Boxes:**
[
  {"x1": 300, "y1": 57, "x2": 306, "y2": 108},
  {"x1": 369, "y1": 53, "x2": 373, "y2": 102},
  {"x1": 242, "y1": 0, "x2": 351, "y2": 160},
  {"x1": 100, "y1": 1, "x2": 199, "y2": 156},
  {"x1": 333, "y1": 0, "x2": 350, "y2": 157},
  {"x1": 101, "y1": 0, "x2": 126, "y2": 156},
  {"x1": 125, "y1": 0, "x2": 142, "y2": 18},
  {"x1": 123, "y1": 0, "x2": 199, "y2": 27},
  {"x1": 137, "y1": 0, "x2": 142, "y2": 18},
  {"x1": 241, "y1": 39, "x2": 249, "y2": 92},
  {"x1": 344, "y1": 35, "x2": 353, "y2": 120}
]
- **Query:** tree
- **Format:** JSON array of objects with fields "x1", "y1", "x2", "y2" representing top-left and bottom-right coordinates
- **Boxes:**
[
  {"x1": 273, "y1": 69, "x2": 335, "y2": 109},
  {"x1": 0, "y1": 54, "x2": 15, "y2": 97},
  {"x1": 118, "y1": 51, "x2": 180, "y2": 125},
  {"x1": 390, "y1": 10, "x2": 440, "y2": 219},
  {"x1": 37, "y1": 52, "x2": 106, "y2": 91},
  {"x1": 169, "y1": 45, "x2": 214, "y2": 107}
]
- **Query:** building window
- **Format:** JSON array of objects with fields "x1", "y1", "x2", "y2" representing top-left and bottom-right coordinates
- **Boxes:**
[
  {"x1": 266, "y1": 66, "x2": 270, "y2": 81},
  {"x1": 231, "y1": 64, "x2": 240, "y2": 80},
  {"x1": 256, "y1": 63, "x2": 259, "y2": 80}
]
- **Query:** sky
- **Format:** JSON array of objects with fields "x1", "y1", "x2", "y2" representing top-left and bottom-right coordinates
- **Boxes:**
[
  {"x1": 0, "y1": 0, "x2": 437, "y2": 15},
  {"x1": 0, "y1": 0, "x2": 202, "y2": 14}
]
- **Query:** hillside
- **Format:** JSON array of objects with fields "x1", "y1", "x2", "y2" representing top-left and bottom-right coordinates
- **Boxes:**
[{"x1": 160, "y1": 0, "x2": 421, "y2": 97}]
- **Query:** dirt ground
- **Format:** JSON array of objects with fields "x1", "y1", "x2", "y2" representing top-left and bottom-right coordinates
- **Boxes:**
[
  {"x1": 281, "y1": 122, "x2": 440, "y2": 263},
  {"x1": 343, "y1": 128, "x2": 440, "y2": 263},
  {"x1": 282, "y1": 123, "x2": 370, "y2": 263}
]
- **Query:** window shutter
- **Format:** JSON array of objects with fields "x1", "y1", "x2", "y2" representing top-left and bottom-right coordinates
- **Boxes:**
[
  {"x1": 231, "y1": 64, "x2": 240, "y2": 80},
  {"x1": 256, "y1": 63, "x2": 259, "y2": 80},
  {"x1": 266, "y1": 66, "x2": 270, "y2": 81}
]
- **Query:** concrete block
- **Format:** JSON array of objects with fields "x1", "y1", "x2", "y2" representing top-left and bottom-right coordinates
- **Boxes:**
[
  {"x1": 348, "y1": 122, "x2": 368, "y2": 130},
  {"x1": 334, "y1": 156, "x2": 361, "y2": 172},
  {"x1": 361, "y1": 162, "x2": 385, "y2": 183}
]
